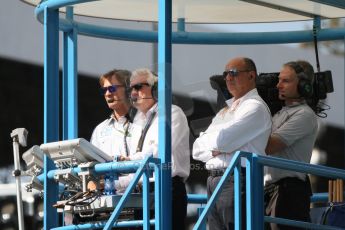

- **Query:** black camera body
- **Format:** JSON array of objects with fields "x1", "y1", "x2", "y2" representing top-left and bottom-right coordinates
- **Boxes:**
[
  {"x1": 257, "y1": 70, "x2": 334, "y2": 115},
  {"x1": 255, "y1": 72, "x2": 283, "y2": 115},
  {"x1": 314, "y1": 71, "x2": 334, "y2": 99},
  {"x1": 210, "y1": 70, "x2": 333, "y2": 115}
]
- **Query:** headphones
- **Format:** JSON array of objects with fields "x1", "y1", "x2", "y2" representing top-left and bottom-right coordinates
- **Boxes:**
[
  {"x1": 111, "y1": 69, "x2": 132, "y2": 102},
  {"x1": 127, "y1": 70, "x2": 158, "y2": 101},
  {"x1": 287, "y1": 62, "x2": 313, "y2": 98},
  {"x1": 150, "y1": 71, "x2": 158, "y2": 101},
  {"x1": 123, "y1": 75, "x2": 132, "y2": 101},
  {"x1": 125, "y1": 85, "x2": 132, "y2": 100}
]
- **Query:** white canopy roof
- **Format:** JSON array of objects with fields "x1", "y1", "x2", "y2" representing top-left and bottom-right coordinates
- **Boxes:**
[{"x1": 21, "y1": 0, "x2": 345, "y2": 23}]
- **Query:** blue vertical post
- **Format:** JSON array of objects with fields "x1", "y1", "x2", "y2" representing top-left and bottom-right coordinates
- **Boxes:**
[
  {"x1": 234, "y1": 163, "x2": 242, "y2": 230},
  {"x1": 177, "y1": 18, "x2": 185, "y2": 32},
  {"x1": 197, "y1": 207, "x2": 206, "y2": 230},
  {"x1": 63, "y1": 6, "x2": 78, "y2": 140},
  {"x1": 158, "y1": 0, "x2": 172, "y2": 229},
  {"x1": 245, "y1": 157, "x2": 253, "y2": 230},
  {"x1": 43, "y1": 6, "x2": 59, "y2": 230},
  {"x1": 143, "y1": 170, "x2": 150, "y2": 230},
  {"x1": 154, "y1": 162, "x2": 162, "y2": 229},
  {"x1": 251, "y1": 154, "x2": 264, "y2": 230}
]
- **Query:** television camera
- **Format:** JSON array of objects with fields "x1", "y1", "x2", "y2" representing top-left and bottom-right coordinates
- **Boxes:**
[{"x1": 210, "y1": 70, "x2": 334, "y2": 116}]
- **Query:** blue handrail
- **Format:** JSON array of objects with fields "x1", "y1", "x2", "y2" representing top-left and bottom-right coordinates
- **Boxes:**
[
  {"x1": 51, "y1": 220, "x2": 156, "y2": 230},
  {"x1": 194, "y1": 151, "x2": 252, "y2": 230},
  {"x1": 48, "y1": 156, "x2": 160, "y2": 230},
  {"x1": 193, "y1": 151, "x2": 345, "y2": 230},
  {"x1": 32, "y1": 1, "x2": 345, "y2": 229},
  {"x1": 103, "y1": 157, "x2": 152, "y2": 230},
  {"x1": 187, "y1": 192, "x2": 333, "y2": 205},
  {"x1": 34, "y1": 1, "x2": 345, "y2": 45}
]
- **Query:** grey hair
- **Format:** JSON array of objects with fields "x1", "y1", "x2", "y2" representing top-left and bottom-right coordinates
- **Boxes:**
[{"x1": 131, "y1": 68, "x2": 158, "y2": 86}]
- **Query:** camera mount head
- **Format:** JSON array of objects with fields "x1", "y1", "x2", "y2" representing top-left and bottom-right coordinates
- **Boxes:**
[{"x1": 11, "y1": 128, "x2": 28, "y2": 147}]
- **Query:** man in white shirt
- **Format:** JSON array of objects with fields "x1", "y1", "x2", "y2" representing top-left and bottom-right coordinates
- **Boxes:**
[
  {"x1": 193, "y1": 57, "x2": 272, "y2": 230},
  {"x1": 89, "y1": 69, "x2": 135, "y2": 193},
  {"x1": 264, "y1": 61, "x2": 317, "y2": 230},
  {"x1": 118, "y1": 68, "x2": 190, "y2": 230},
  {"x1": 91, "y1": 69, "x2": 134, "y2": 159}
]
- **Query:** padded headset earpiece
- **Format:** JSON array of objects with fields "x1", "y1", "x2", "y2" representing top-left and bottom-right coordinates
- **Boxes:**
[
  {"x1": 113, "y1": 69, "x2": 132, "y2": 102},
  {"x1": 151, "y1": 81, "x2": 158, "y2": 101},
  {"x1": 125, "y1": 86, "x2": 132, "y2": 100},
  {"x1": 297, "y1": 73, "x2": 313, "y2": 98},
  {"x1": 151, "y1": 72, "x2": 158, "y2": 101},
  {"x1": 289, "y1": 62, "x2": 313, "y2": 98}
]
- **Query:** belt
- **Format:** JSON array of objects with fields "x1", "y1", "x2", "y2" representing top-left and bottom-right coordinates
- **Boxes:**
[{"x1": 208, "y1": 167, "x2": 246, "y2": 177}]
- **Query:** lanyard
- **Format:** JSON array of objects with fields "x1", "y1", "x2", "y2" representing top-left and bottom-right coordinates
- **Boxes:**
[
  {"x1": 123, "y1": 121, "x2": 130, "y2": 157},
  {"x1": 136, "y1": 111, "x2": 156, "y2": 152}
]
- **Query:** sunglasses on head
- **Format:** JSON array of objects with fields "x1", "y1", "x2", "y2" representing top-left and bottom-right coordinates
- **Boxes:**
[
  {"x1": 223, "y1": 69, "x2": 252, "y2": 78},
  {"x1": 99, "y1": 85, "x2": 124, "y2": 95},
  {"x1": 130, "y1": 83, "x2": 150, "y2": 91}
]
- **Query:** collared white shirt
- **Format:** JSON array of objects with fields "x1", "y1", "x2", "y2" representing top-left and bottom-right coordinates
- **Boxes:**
[
  {"x1": 193, "y1": 88, "x2": 272, "y2": 169},
  {"x1": 90, "y1": 114, "x2": 131, "y2": 159},
  {"x1": 114, "y1": 104, "x2": 190, "y2": 193},
  {"x1": 128, "y1": 103, "x2": 190, "y2": 179}
]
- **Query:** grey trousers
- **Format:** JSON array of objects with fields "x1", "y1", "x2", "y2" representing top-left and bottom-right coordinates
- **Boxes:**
[{"x1": 207, "y1": 173, "x2": 246, "y2": 230}]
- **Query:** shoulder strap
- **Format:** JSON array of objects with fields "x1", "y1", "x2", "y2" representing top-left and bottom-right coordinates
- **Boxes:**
[
  {"x1": 136, "y1": 111, "x2": 157, "y2": 152},
  {"x1": 123, "y1": 107, "x2": 137, "y2": 157}
]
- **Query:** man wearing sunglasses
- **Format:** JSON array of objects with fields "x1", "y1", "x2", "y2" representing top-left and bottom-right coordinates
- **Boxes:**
[
  {"x1": 193, "y1": 57, "x2": 272, "y2": 230},
  {"x1": 117, "y1": 68, "x2": 190, "y2": 230},
  {"x1": 90, "y1": 69, "x2": 134, "y2": 165}
]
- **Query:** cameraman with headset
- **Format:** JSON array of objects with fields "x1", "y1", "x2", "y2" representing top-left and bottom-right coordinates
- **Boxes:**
[
  {"x1": 118, "y1": 68, "x2": 190, "y2": 230},
  {"x1": 264, "y1": 61, "x2": 318, "y2": 230}
]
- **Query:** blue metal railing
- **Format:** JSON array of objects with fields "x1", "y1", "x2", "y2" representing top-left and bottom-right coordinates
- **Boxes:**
[
  {"x1": 46, "y1": 156, "x2": 161, "y2": 230},
  {"x1": 34, "y1": 1, "x2": 345, "y2": 45},
  {"x1": 193, "y1": 152, "x2": 257, "y2": 230},
  {"x1": 193, "y1": 151, "x2": 345, "y2": 230},
  {"x1": 33, "y1": 1, "x2": 345, "y2": 229},
  {"x1": 187, "y1": 193, "x2": 332, "y2": 206},
  {"x1": 51, "y1": 220, "x2": 156, "y2": 230}
]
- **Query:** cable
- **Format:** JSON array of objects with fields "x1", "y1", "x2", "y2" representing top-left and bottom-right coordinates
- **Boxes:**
[
  {"x1": 313, "y1": 25, "x2": 321, "y2": 73},
  {"x1": 316, "y1": 101, "x2": 331, "y2": 118},
  {"x1": 65, "y1": 190, "x2": 101, "y2": 207},
  {"x1": 312, "y1": 24, "x2": 333, "y2": 118},
  {"x1": 74, "y1": 192, "x2": 101, "y2": 207},
  {"x1": 59, "y1": 189, "x2": 79, "y2": 201}
]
